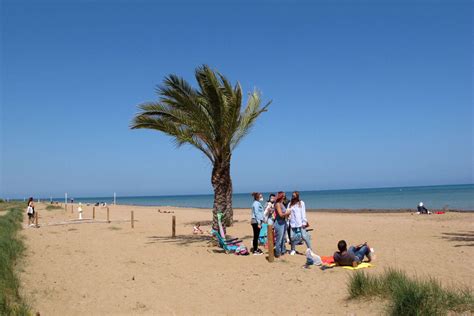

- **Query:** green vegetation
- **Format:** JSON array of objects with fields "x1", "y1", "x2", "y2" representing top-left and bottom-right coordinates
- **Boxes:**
[
  {"x1": 45, "y1": 204, "x2": 62, "y2": 211},
  {"x1": 131, "y1": 65, "x2": 270, "y2": 227},
  {"x1": 0, "y1": 202, "x2": 30, "y2": 315},
  {"x1": 348, "y1": 268, "x2": 473, "y2": 316}
]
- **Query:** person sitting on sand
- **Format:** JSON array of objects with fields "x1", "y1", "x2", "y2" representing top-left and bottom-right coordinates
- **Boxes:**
[
  {"x1": 193, "y1": 222, "x2": 204, "y2": 234},
  {"x1": 250, "y1": 192, "x2": 264, "y2": 255},
  {"x1": 333, "y1": 240, "x2": 374, "y2": 267},
  {"x1": 417, "y1": 202, "x2": 431, "y2": 214}
]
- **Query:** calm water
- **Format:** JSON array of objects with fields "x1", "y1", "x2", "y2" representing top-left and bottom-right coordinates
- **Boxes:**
[{"x1": 60, "y1": 184, "x2": 473, "y2": 211}]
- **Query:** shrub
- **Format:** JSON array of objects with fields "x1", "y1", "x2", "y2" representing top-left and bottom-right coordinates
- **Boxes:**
[
  {"x1": 0, "y1": 202, "x2": 30, "y2": 315},
  {"x1": 348, "y1": 268, "x2": 473, "y2": 316}
]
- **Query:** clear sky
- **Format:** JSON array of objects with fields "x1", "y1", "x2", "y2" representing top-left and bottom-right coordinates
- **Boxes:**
[{"x1": 1, "y1": 0, "x2": 472, "y2": 199}]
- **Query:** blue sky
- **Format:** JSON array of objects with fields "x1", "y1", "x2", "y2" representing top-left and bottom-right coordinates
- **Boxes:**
[{"x1": 1, "y1": 0, "x2": 472, "y2": 199}]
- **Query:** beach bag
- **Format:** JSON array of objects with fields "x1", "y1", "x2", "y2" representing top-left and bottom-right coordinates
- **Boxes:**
[
  {"x1": 291, "y1": 228, "x2": 303, "y2": 244},
  {"x1": 27, "y1": 206, "x2": 34, "y2": 214},
  {"x1": 234, "y1": 244, "x2": 249, "y2": 256}
]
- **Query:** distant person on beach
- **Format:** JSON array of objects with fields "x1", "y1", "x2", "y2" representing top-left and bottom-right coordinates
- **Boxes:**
[
  {"x1": 287, "y1": 191, "x2": 315, "y2": 256},
  {"x1": 274, "y1": 192, "x2": 291, "y2": 257},
  {"x1": 333, "y1": 240, "x2": 374, "y2": 267},
  {"x1": 250, "y1": 192, "x2": 264, "y2": 255},
  {"x1": 417, "y1": 202, "x2": 431, "y2": 214},
  {"x1": 263, "y1": 194, "x2": 276, "y2": 225},
  {"x1": 193, "y1": 222, "x2": 203, "y2": 234},
  {"x1": 27, "y1": 197, "x2": 35, "y2": 226}
]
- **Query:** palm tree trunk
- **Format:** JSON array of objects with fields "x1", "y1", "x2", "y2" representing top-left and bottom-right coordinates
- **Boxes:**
[{"x1": 211, "y1": 161, "x2": 233, "y2": 228}]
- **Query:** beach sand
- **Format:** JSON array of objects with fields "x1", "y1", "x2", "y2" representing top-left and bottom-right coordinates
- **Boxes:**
[{"x1": 19, "y1": 203, "x2": 473, "y2": 315}]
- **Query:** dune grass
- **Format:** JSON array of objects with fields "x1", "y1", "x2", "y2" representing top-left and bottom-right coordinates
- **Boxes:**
[
  {"x1": 45, "y1": 204, "x2": 63, "y2": 211},
  {"x1": 348, "y1": 268, "x2": 473, "y2": 315},
  {"x1": 0, "y1": 202, "x2": 30, "y2": 315}
]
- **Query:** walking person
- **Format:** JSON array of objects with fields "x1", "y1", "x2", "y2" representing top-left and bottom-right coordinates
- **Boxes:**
[
  {"x1": 250, "y1": 192, "x2": 264, "y2": 255},
  {"x1": 274, "y1": 191, "x2": 291, "y2": 257},
  {"x1": 27, "y1": 197, "x2": 35, "y2": 227}
]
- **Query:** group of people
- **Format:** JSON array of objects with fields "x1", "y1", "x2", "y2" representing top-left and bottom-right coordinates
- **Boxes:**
[
  {"x1": 250, "y1": 191, "x2": 374, "y2": 267},
  {"x1": 251, "y1": 191, "x2": 314, "y2": 257}
]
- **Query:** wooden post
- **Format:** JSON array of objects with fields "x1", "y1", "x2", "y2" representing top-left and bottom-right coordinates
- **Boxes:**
[
  {"x1": 267, "y1": 224, "x2": 274, "y2": 262},
  {"x1": 35, "y1": 211, "x2": 39, "y2": 227},
  {"x1": 172, "y1": 215, "x2": 176, "y2": 238},
  {"x1": 131, "y1": 211, "x2": 134, "y2": 229},
  {"x1": 107, "y1": 207, "x2": 110, "y2": 223},
  {"x1": 92, "y1": 207, "x2": 95, "y2": 220},
  {"x1": 71, "y1": 204, "x2": 73, "y2": 214}
]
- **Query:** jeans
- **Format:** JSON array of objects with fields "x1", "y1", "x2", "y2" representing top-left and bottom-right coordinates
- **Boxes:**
[
  {"x1": 273, "y1": 218, "x2": 287, "y2": 257},
  {"x1": 290, "y1": 227, "x2": 313, "y2": 251},
  {"x1": 349, "y1": 245, "x2": 370, "y2": 262},
  {"x1": 251, "y1": 223, "x2": 261, "y2": 252}
]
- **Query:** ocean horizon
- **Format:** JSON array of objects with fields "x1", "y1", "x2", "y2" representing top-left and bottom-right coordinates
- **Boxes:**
[{"x1": 45, "y1": 184, "x2": 474, "y2": 211}]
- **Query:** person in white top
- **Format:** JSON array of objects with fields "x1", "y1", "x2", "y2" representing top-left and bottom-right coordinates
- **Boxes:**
[
  {"x1": 263, "y1": 194, "x2": 276, "y2": 225},
  {"x1": 287, "y1": 191, "x2": 315, "y2": 256}
]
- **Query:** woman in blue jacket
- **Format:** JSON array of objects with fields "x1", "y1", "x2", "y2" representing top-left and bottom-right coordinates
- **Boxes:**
[{"x1": 251, "y1": 192, "x2": 264, "y2": 255}]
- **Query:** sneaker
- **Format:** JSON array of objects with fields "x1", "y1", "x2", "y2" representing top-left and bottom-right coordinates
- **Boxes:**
[
  {"x1": 290, "y1": 250, "x2": 296, "y2": 256},
  {"x1": 256, "y1": 248, "x2": 263, "y2": 254},
  {"x1": 367, "y1": 248, "x2": 376, "y2": 262},
  {"x1": 253, "y1": 251, "x2": 263, "y2": 256}
]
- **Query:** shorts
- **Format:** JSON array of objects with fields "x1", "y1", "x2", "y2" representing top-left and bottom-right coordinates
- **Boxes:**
[{"x1": 28, "y1": 212, "x2": 35, "y2": 219}]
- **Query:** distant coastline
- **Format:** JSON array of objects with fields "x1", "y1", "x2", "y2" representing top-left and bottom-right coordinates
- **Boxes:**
[{"x1": 47, "y1": 183, "x2": 473, "y2": 211}]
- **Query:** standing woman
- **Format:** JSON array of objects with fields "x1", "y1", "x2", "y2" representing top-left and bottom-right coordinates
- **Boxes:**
[
  {"x1": 274, "y1": 191, "x2": 291, "y2": 257},
  {"x1": 250, "y1": 192, "x2": 264, "y2": 255},
  {"x1": 27, "y1": 197, "x2": 35, "y2": 226},
  {"x1": 288, "y1": 191, "x2": 314, "y2": 255},
  {"x1": 264, "y1": 194, "x2": 276, "y2": 225}
]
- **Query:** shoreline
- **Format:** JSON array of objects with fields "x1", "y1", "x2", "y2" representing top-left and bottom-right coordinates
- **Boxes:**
[{"x1": 60, "y1": 202, "x2": 474, "y2": 213}]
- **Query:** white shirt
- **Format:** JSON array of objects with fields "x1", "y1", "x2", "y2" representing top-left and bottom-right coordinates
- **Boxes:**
[{"x1": 288, "y1": 200, "x2": 307, "y2": 228}]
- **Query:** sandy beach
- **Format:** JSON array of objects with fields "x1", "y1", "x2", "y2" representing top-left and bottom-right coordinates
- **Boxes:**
[{"x1": 19, "y1": 203, "x2": 473, "y2": 315}]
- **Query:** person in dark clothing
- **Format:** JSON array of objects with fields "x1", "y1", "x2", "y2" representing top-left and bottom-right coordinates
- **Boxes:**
[
  {"x1": 417, "y1": 202, "x2": 431, "y2": 214},
  {"x1": 333, "y1": 240, "x2": 374, "y2": 267}
]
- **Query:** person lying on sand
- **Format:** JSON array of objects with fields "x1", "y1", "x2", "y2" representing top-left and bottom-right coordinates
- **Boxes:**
[
  {"x1": 193, "y1": 222, "x2": 204, "y2": 234},
  {"x1": 158, "y1": 209, "x2": 174, "y2": 214},
  {"x1": 333, "y1": 240, "x2": 374, "y2": 267}
]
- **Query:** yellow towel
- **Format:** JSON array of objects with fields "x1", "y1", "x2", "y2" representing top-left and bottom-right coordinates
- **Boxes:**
[{"x1": 342, "y1": 262, "x2": 374, "y2": 270}]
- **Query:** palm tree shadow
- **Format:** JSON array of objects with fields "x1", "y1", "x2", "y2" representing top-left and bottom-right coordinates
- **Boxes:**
[
  {"x1": 440, "y1": 231, "x2": 474, "y2": 247},
  {"x1": 146, "y1": 234, "x2": 214, "y2": 247}
]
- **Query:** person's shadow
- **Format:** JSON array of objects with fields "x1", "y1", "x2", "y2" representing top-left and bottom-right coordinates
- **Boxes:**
[{"x1": 440, "y1": 231, "x2": 474, "y2": 247}]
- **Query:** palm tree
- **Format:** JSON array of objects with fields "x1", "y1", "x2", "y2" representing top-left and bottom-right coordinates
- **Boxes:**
[{"x1": 131, "y1": 65, "x2": 270, "y2": 227}]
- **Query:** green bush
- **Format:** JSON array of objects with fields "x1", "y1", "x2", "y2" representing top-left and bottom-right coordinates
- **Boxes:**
[
  {"x1": 0, "y1": 202, "x2": 30, "y2": 315},
  {"x1": 348, "y1": 268, "x2": 473, "y2": 316},
  {"x1": 45, "y1": 204, "x2": 62, "y2": 211}
]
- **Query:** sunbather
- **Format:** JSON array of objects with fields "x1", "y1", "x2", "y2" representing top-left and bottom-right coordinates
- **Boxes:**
[
  {"x1": 333, "y1": 240, "x2": 374, "y2": 267},
  {"x1": 417, "y1": 202, "x2": 431, "y2": 214}
]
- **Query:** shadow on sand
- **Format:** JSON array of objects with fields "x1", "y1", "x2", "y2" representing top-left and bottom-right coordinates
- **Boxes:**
[
  {"x1": 146, "y1": 234, "x2": 214, "y2": 247},
  {"x1": 440, "y1": 231, "x2": 474, "y2": 247}
]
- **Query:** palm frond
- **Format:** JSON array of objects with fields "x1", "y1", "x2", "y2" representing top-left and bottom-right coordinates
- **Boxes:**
[{"x1": 131, "y1": 65, "x2": 270, "y2": 163}]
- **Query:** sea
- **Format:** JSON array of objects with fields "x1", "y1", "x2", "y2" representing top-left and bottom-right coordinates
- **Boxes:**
[{"x1": 56, "y1": 184, "x2": 473, "y2": 211}]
